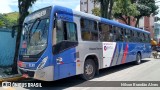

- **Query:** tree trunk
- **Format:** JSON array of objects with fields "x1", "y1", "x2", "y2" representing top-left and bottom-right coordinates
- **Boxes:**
[
  {"x1": 12, "y1": 19, "x2": 23, "y2": 74},
  {"x1": 135, "y1": 17, "x2": 140, "y2": 27},
  {"x1": 127, "y1": 16, "x2": 131, "y2": 25},
  {"x1": 108, "y1": 0, "x2": 114, "y2": 19},
  {"x1": 100, "y1": 0, "x2": 109, "y2": 18},
  {"x1": 12, "y1": 0, "x2": 28, "y2": 74},
  {"x1": 117, "y1": 15, "x2": 128, "y2": 24},
  {"x1": 12, "y1": 0, "x2": 21, "y2": 74}
]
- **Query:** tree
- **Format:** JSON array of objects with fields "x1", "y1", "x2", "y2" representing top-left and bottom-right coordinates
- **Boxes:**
[
  {"x1": 92, "y1": 0, "x2": 115, "y2": 19},
  {"x1": 135, "y1": 0, "x2": 158, "y2": 27},
  {"x1": 92, "y1": 7, "x2": 100, "y2": 16},
  {"x1": 0, "y1": 20, "x2": 5, "y2": 27},
  {"x1": 112, "y1": 0, "x2": 140, "y2": 25},
  {"x1": 0, "y1": 14, "x2": 5, "y2": 27},
  {"x1": 12, "y1": 0, "x2": 37, "y2": 74}
]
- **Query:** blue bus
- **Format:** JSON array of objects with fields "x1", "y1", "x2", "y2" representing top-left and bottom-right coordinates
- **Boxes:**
[{"x1": 17, "y1": 5, "x2": 152, "y2": 81}]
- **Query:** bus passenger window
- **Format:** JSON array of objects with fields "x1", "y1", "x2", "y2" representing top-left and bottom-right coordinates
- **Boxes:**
[
  {"x1": 124, "y1": 29, "x2": 129, "y2": 42},
  {"x1": 115, "y1": 27, "x2": 121, "y2": 41},
  {"x1": 81, "y1": 18, "x2": 98, "y2": 41},
  {"x1": 99, "y1": 23, "x2": 110, "y2": 41},
  {"x1": 65, "y1": 22, "x2": 77, "y2": 41},
  {"x1": 148, "y1": 34, "x2": 151, "y2": 43},
  {"x1": 56, "y1": 23, "x2": 64, "y2": 43},
  {"x1": 56, "y1": 21, "x2": 77, "y2": 43},
  {"x1": 136, "y1": 31, "x2": 139, "y2": 42},
  {"x1": 112, "y1": 26, "x2": 117, "y2": 42},
  {"x1": 130, "y1": 30, "x2": 134, "y2": 42},
  {"x1": 120, "y1": 28, "x2": 124, "y2": 41},
  {"x1": 109, "y1": 25, "x2": 113, "y2": 41},
  {"x1": 142, "y1": 33, "x2": 145, "y2": 43}
]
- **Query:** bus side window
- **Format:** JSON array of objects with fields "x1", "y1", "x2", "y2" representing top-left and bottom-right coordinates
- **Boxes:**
[
  {"x1": 137, "y1": 32, "x2": 140, "y2": 42},
  {"x1": 142, "y1": 33, "x2": 145, "y2": 43},
  {"x1": 120, "y1": 28, "x2": 124, "y2": 41},
  {"x1": 115, "y1": 27, "x2": 121, "y2": 41},
  {"x1": 148, "y1": 34, "x2": 151, "y2": 43},
  {"x1": 64, "y1": 22, "x2": 77, "y2": 41},
  {"x1": 129, "y1": 30, "x2": 132, "y2": 42},
  {"x1": 124, "y1": 29, "x2": 129, "y2": 42},
  {"x1": 81, "y1": 18, "x2": 98, "y2": 41},
  {"x1": 109, "y1": 25, "x2": 113, "y2": 42},
  {"x1": 144, "y1": 34, "x2": 147, "y2": 43},
  {"x1": 127, "y1": 29, "x2": 130, "y2": 42},
  {"x1": 139, "y1": 32, "x2": 143, "y2": 43},
  {"x1": 56, "y1": 20, "x2": 64, "y2": 43},
  {"x1": 112, "y1": 26, "x2": 117, "y2": 42},
  {"x1": 99, "y1": 23, "x2": 110, "y2": 42}
]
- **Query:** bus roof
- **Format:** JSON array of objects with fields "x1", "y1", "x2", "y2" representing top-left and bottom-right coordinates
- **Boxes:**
[
  {"x1": 29, "y1": 5, "x2": 150, "y2": 34},
  {"x1": 53, "y1": 5, "x2": 150, "y2": 34}
]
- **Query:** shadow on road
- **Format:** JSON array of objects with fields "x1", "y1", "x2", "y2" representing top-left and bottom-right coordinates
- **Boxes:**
[{"x1": 20, "y1": 60, "x2": 151, "y2": 90}]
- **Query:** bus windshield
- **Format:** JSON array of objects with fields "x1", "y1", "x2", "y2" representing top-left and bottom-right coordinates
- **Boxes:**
[{"x1": 21, "y1": 18, "x2": 49, "y2": 55}]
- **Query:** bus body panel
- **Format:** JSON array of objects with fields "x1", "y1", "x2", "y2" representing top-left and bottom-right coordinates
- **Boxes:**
[
  {"x1": 75, "y1": 41, "x2": 102, "y2": 74},
  {"x1": 53, "y1": 48, "x2": 77, "y2": 80},
  {"x1": 102, "y1": 42, "x2": 117, "y2": 67}
]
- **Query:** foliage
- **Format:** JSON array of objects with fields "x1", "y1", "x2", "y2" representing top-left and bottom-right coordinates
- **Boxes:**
[
  {"x1": 12, "y1": 0, "x2": 37, "y2": 74},
  {"x1": 92, "y1": 7, "x2": 100, "y2": 16},
  {"x1": 134, "y1": 0, "x2": 158, "y2": 27},
  {"x1": 0, "y1": 12, "x2": 19, "y2": 28},
  {"x1": 91, "y1": 0, "x2": 114, "y2": 19},
  {"x1": 113, "y1": 0, "x2": 140, "y2": 25},
  {"x1": 113, "y1": 0, "x2": 158, "y2": 26}
]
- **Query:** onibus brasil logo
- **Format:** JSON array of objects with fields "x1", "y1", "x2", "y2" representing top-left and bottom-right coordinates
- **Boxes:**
[{"x1": 2, "y1": 82, "x2": 42, "y2": 88}]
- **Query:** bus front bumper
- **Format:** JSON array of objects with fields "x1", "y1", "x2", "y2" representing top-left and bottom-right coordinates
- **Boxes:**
[{"x1": 18, "y1": 66, "x2": 54, "y2": 81}]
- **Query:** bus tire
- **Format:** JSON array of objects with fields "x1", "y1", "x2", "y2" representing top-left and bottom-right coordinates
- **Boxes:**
[
  {"x1": 135, "y1": 53, "x2": 141, "y2": 65},
  {"x1": 81, "y1": 59, "x2": 96, "y2": 80}
]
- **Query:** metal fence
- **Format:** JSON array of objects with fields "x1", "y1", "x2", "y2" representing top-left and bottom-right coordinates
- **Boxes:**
[{"x1": 0, "y1": 28, "x2": 16, "y2": 67}]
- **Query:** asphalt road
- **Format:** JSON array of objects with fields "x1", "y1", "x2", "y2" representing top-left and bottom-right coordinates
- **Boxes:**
[{"x1": 1, "y1": 58, "x2": 160, "y2": 90}]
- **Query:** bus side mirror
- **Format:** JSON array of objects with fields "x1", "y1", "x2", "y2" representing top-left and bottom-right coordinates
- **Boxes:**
[
  {"x1": 56, "y1": 19, "x2": 63, "y2": 30},
  {"x1": 11, "y1": 26, "x2": 16, "y2": 38}
]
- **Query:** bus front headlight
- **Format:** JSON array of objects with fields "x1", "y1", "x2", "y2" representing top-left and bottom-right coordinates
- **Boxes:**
[{"x1": 37, "y1": 56, "x2": 48, "y2": 70}]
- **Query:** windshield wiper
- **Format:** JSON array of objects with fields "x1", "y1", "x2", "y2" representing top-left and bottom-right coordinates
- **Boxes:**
[
  {"x1": 32, "y1": 19, "x2": 41, "y2": 35},
  {"x1": 29, "y1": 18, "x2": 40, "y2": 43}
]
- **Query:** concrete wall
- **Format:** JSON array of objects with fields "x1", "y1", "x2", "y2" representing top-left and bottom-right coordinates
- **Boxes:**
[{"x1": 0, "y1": 28, "x2": 16, "y2": 67}]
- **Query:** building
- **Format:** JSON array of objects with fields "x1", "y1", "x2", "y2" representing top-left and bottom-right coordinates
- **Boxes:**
[
  {"x1": 80, "y1": 0, "x2": 99, "y2": 14},
  {"x1": 154, "y1": 22, "x2": 160, "y2": 43},
  {"x1": 80, "y1": 0, "x2": 155, "y2": 39}
]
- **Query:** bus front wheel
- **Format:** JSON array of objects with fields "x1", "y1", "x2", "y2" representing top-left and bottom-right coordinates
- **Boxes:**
[{"x1": 81, "y1": 59, "x2": 96, "y2": 80}]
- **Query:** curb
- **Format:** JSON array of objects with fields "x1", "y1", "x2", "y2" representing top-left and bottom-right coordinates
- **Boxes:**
[{"x1": 0, "y1": 75, "x2": 25, "y2": 83}]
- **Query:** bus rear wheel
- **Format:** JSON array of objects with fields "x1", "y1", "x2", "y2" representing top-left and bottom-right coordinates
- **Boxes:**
[{"x1": 81, "y1": 59, "x2": 96, "y2": 80}]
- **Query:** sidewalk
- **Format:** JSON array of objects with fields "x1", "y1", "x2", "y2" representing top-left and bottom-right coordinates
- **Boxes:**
[{"x1": 0, "y1": 67, "x2": 24, "y2": 82}]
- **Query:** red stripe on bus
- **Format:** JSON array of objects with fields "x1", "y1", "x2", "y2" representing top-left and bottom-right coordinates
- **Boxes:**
[{"x1": 121, "y1": 44, "x2": 128, "y2": 64}]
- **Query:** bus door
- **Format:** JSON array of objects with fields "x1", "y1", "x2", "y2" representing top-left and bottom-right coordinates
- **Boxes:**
[{"x1": 53, "y1": 17, "x2": 78, "y2": 79}]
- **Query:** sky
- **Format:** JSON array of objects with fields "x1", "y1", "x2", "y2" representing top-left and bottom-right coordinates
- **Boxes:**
[
  {"x1": 0, "y1": 0, "x2": 80, "y2": 13},
  {"x1": 0, "y1": 0, "x2": 160, "y2": 16},
  {"x1": 155, "y1": 0, "x2": 160, "y2": 17}
]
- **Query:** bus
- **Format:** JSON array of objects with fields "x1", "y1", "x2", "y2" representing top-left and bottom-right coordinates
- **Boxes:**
[{"x1": 17, "y1": 5, "x2": 152, "y2": 81}]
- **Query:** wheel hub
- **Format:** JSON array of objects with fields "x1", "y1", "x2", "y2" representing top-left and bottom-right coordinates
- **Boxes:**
[{"x1": 85, "y1": 64, "x2": 93, "y2": 75}]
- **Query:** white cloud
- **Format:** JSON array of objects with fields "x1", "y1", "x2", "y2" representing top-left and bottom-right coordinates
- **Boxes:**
[
  {"x1": 33, "y1": 0, "x2": 80, "y2": 11},
  {"x1": 0, "y1": 0, "x2": 12, "y2": 13},
  {"x1": 0, "y1": 0, "x2": 80, "y2": 13},
  {"x1": 75, "y1": 5, "x2": 80, "y2": 11}
]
